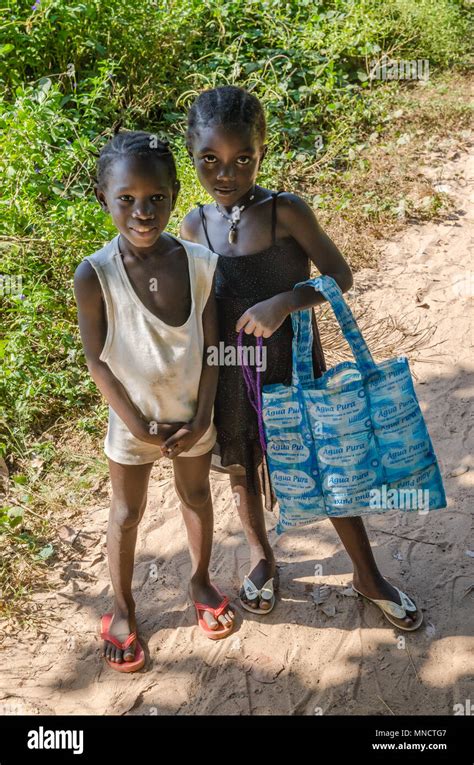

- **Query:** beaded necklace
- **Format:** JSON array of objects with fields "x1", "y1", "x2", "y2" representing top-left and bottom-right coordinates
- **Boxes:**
[{"x1": 215, "y1": 187, "x2": 256, "y2": 244}]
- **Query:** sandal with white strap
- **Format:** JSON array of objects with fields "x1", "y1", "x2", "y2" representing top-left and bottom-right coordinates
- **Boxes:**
[
  {"x1": 239, "y1": 575, "x2": 276, "y2": 615},
  {"x1": 352, "y1": 583, "x2": 423, "y2": 631}
]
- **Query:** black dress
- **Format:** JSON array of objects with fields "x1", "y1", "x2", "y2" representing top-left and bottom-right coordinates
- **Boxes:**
[{"x1": 198, "y1": 191, "x2": 327, "y2": 511}]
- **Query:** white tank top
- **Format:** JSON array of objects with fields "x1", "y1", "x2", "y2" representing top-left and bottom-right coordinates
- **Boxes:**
[{"x1": 85, "y1": 234, "x2": 218, "y2": 462}]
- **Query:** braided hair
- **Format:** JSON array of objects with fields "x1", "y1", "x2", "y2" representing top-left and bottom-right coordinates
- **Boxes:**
[
  {"x1": 96, "y1": 129, "x2": 177, "y2": 188},
  {"x1": 186, "y1": 86, "x2": 266, "y2": 150}
]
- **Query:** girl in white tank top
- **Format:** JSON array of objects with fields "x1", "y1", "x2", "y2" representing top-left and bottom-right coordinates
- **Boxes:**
[{"x1": 74, "y1": 131, "x2": 235, "y2": 671}]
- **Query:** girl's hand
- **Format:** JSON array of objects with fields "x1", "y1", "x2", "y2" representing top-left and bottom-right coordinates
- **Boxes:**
[
  {"x1": 161, "y1": 419, "x2": 209, "y2": 459},
  {"x1": 235, "y1": 294, "x2": 290, "y2": 338},
  {"x1": 135, "y1": 420, "x2": 187, "y2": 446}
]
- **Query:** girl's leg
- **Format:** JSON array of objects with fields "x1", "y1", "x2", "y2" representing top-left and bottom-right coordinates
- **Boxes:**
[
  {"x1": 103, "y1": 459, "x2": 153, "y2": 664},
  {"x1": 230, "y1": 472, "x2": 278, "y2": 611},
  {"x1": 173, "y1": 450, "x2": 234, "y2": 630},
  {"x1": 330, "y1": 516, "x2": 421, "y2": 628}
]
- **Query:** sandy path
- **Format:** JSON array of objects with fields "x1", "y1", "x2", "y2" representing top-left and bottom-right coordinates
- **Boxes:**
[{"x1": 1, "y1": 142, "x2": 473, "y2": 717}]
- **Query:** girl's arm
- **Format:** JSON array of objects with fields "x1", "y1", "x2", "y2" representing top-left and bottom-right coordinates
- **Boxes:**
[
  {"x1": 179, "y1": 209, "x2": 202, "y2": 244},
  {"x1": 274, "y1": 192, "x2": 353, "y2": 312},
  {"x1": 73, "y1": 261, "x2": 176, "y2": 444},
  {"x1": 236, "y1": 193, "x2": 353, "y2": 337}
]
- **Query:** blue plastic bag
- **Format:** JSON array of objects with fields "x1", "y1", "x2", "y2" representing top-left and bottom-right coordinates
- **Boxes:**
[{"x1": 258, "y1": 276, "x2": 447, "y2": 533}]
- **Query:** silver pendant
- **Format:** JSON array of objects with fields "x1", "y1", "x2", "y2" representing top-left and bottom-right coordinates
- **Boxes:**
[{"x1": 231, "y1": 205, "x2": 241, "y2": 223}]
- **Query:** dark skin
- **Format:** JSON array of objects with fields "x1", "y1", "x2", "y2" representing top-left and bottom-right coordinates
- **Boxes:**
[
  {"x1": 74, "y1": 155, "x2": 234, "y2": 665},
  {"x1": 181, "y1": 124, "x2": 420, "y2": 629}
]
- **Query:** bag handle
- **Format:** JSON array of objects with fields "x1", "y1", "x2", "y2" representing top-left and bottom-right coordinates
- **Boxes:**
[
  {"x1": 291, "y1": 303, "x2": 316, "y2": 387},
  {"x1": 237, "y1": 275, "x2": 375, "y2": 448},
  {"x1": 237, "y1": 330, "x2": 267, "y2": 453},
  {"x1": 291, "y1": 275, "x2": 377, "y2": 382}
]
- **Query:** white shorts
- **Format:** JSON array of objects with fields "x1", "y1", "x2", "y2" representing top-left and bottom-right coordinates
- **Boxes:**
[{"x1": 104, "y1": 408, "x2": 217, "y2": 465}]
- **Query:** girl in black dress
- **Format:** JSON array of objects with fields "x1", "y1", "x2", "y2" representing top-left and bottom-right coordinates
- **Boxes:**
[{"x1": 179, "y1": 86, "x2": 422, "y2": 630}]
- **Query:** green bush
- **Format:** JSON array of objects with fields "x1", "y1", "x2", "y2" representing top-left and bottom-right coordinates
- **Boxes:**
[{"x1": 0, "y1": 0, "x2": 471, "y2": 459}]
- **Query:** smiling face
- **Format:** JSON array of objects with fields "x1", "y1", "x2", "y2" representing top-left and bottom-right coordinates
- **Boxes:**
[
  {"x1": 95, "y1": 154, "x2": 180, "y2": 249},
  {"x1": 188, "y1": 124, "x2": 267, "y2": 207}
]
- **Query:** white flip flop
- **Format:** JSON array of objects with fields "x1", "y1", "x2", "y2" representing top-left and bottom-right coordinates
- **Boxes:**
[
  {"x1": 352, "y1": 584, "x2": 423, "y2": 631},
  {"x1": 239, "y1": 575, "x2": 276, "y2": 615}
]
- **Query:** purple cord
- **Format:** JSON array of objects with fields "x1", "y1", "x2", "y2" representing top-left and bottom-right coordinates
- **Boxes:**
[{"x1": 237, "y1": 329, "x2": 267, "y2": 453}]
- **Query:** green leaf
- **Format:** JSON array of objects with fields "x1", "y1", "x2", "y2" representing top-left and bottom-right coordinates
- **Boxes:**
[{"x1": 0, "y1": 44, "x2": 15, "y2": 57}]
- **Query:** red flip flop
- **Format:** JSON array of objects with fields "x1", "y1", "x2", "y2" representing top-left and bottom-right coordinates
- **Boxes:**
[
  {"x1": 100, "y1": 613, "x2": 145, "y2": 672},
  {"x1": 192, "y1": 591, "x2": 235, "y2": 640}
]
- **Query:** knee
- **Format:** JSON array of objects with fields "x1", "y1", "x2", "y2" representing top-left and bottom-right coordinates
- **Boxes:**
[
  {"x1": 174, "y1": 482, "x2": 210, "y2": 511},
  {"x1": 111, "y1": 498, "x2": 146, "y2": 529}
]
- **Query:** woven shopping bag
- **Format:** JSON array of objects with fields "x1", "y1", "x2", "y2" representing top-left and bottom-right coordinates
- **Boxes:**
[{"x1": 239, "y1": 275, "x2": 446, "y2": 534}]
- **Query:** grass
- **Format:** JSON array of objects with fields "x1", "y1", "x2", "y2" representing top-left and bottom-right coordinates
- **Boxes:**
[{"x1": 284, "y1": 71, "x2": 473, "y2": 269}]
